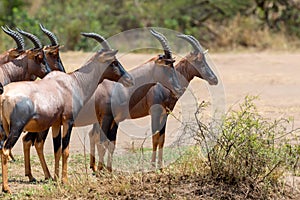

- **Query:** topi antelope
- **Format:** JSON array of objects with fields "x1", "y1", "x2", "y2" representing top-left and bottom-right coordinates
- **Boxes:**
[
  {"x1": 0, "y1": 32, "x2": 133, "y2": 193},
  {"x1": 20, "y1": 29, "x2": 183, "y2": 179},
  {"x1": 87, "y1": 34, "x2": 218, "y2": 171}
]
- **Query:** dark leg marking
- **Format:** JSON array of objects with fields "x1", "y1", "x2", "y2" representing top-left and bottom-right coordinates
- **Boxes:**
[
  {"x1": 62, "y1": 120, "x2": 74, "y2": 151},
  {"x1": 53, "y1": 130, "x2": 61, "y2": 153},
  {"x1": 107, "y1": 121, "x2": 118, "y2": 142}
]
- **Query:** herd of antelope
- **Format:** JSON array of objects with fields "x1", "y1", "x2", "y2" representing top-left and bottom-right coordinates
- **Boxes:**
[{"x1": 0, "y1": 25, "x2": 218, "y2": 193}]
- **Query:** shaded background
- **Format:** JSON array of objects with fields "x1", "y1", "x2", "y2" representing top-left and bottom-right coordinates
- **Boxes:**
[{"x1": 0, "y1": 0, "x2": 300, "y2": 52}]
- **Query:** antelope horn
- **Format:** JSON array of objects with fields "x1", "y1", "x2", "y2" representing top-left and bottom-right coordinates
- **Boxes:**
[
  {"x1": 150, "y1": 28, "x2": 172, "y2": 59},
  {"x1": 80, "y1": 32, "x2": 111, "y2": 50},
  {"x1": 1, "y1": 26, "x2": 25, "y2": 51},
  {"x1": 39, "y1": 24, "x2": 58, "y2": 46},
  {"x1": 16, "y1": 28, "x2": 42, "y2": 49},
  {"x1": 177, "y1": 34, "x2": 202, "y2": 52}
]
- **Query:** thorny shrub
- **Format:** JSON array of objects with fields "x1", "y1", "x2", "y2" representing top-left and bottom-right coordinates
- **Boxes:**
[{"x1": 192, "y1": 96, "x2": 299, "y2": 193}]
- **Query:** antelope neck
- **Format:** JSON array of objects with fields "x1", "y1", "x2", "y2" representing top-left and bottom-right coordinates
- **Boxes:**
[
  {"x1": 175, "y1": 57, "x2": 198, "y2": 88},
  {"x1": 0, "y1": 54, "x2": 28, "y2": 85},
  {"x1": 0, "y1": 52, "x2": 9, "y2": 64},
  {"x1": 126, "y1": 61, "x2": 158, "y2": 92},
  {"x1": 71, "y1": 58, "x2": 109, "y2": 105}
]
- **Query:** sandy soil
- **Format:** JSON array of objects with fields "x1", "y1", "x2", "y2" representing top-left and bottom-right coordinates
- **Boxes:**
[{"x1": 9, "y1": 51, "x2": 300, "y2": 157}]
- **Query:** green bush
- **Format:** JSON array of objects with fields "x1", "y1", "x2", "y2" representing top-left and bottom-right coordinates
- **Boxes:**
[{"x1": 193, "y1": 96, "x2": 299, "y2": 194}]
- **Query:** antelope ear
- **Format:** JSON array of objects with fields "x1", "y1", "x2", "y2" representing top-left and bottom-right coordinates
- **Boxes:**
[
  {"x1": 32, "y1": 50, "x2": 44, "y2": 59},
  {"x1": 8, "y1": 49, "x2": 21, "y2": 58},
  {"x1": 154, "y1": 58, "x2": 166, "y2": 66},
  {"x1": 38, "y1": 52, "x2": 44, "y2": 59},
  {"x1": 49, "y1": 47, "x2": 59, "y2": 55},
  {"x1": 102, "y1": 49, "x2": 118, "y2": 60},
  {"x1": 105, "y1": 49, "x2": 118, "y2": 57}
]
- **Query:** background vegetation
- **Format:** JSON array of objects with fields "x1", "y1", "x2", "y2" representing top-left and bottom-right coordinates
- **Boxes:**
[{"x1": 0, "y1": 0, "x2": 300, "y2": 51}]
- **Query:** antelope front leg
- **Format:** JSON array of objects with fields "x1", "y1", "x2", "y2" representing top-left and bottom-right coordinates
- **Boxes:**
[
  {"x1": 96, "y1": 115, "x2": 114, "y2": 172},
  {"x1": 61, "y1": 120, "x2": 74, "y2": 184},
  {"x1": 1, "y1": 150, "x2": 10, "y2": 193},
  {"x1": 107, "y1": 141, "x2": 115, "y2": 172},
  {"x1": 52, "y1": 124, "x2": 62, "y2": 181},
  {"x1": 150, "y1": 105, "x2": 166, "y2": 168},
  {"x1": 157, "y1": 115, "x2": 167, "y2": 169},
  {"x1": 89, "y1": 125, "x2": 98, "y2": 172},
  {"x1": 106, "y1": 121, "x2": 118, "y2": 172},
  {"x1": 158, "y1": 131, "x2": 166, "y2": 169},
  {"x1": 151, "y1": 133, "x2": 159, "y2": 167},
  {"x1": 96, "y1": 141, "x2": 106, "y2": 171}
]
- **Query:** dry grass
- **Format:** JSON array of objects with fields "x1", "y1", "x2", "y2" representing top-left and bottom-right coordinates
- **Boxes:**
[
  {"x1": 209, "y1": 15, "x2": 300, "y2": 52},
  {"x1": 0, "y1": 146, "x2": 299, "y2": 200}
]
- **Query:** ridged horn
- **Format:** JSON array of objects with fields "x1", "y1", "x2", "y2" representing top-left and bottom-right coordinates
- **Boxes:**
[
  {"x1": 80, "y1": 32, "x2": 111, "y2": 50},
  {"x1": 1, "y1": 26, "x2": 25, "y2": 51},
  {"x1": 39, "y1": 24, "x2": 58, "y2": 46},
  {"x1": 150, "y1": 28, "x2": 172, "y2": 59},
  {"x1": 177, "y1": 34, "x2": 202, "y2": 52},
  {"x1": 16, "y1": 28, "x2": 42, "y2": 49},
  {"x1": 188, "y1": 35, "x2": 203, "y2": 51}
]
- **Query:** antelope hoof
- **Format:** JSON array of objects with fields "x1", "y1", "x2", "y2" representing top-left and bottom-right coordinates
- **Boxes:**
[
  {"x1": 97, "y1": 162, "x2": 104, "y2": 171},
  {"x1": 90, "y1": 165, "x2": 97, "y2": 173},
  {"x1": 53, "y1": 175, "x2": 59, "y2": 182},
  {"x1": 158, "y1": 162, "x2": 164, "y2": 170},
  {"x1": 28, "y1": 176, "x2": 37, "y2": 183},
  {"x1": 2, "y1": 186, "x2": 11, "y2": 194},
  {"x1": 8, "y1": 156, "x2": 16, "y2": 163},
  {"x1": 106, "y1": 167, "x2": 112, "y2": 173},
  {"x1": 151, "y1": 161, "x2": 156, "y2": 168},
  {"x1": 62, "y1": 177, "x2": 68, "y2": 184},
  {"x1": 45, "y1": 176, "x2": 53, "y2": 181}
]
